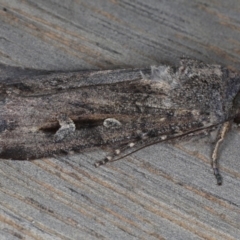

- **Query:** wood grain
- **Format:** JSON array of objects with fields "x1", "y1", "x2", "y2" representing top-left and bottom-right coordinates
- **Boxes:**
[{"x1": 0, "y1": 0, "x2": 240, "y2": 239}]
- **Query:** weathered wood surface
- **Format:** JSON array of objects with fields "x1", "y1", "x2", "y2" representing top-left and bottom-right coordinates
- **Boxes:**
[{"x1": 0, "y1": 0, "x2": 240, "y2": 239}]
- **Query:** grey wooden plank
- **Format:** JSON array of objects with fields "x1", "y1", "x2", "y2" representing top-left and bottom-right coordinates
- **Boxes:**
[
  {"x1": 1, "y1": 0, "x2": 240, "y2": 70},
  {"x1": 0, "y1": 0, "x2": 240, "y2": 239}
]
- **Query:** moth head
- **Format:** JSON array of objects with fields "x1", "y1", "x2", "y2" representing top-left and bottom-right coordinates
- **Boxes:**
[{"x1": 233, "y1": 90, "x2": 240, "y2": 124}]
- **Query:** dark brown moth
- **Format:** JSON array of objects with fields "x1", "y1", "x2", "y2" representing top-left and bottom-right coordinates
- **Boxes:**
[{"x1": 1, "y1": 59, "x2": 240, "y2": 185}]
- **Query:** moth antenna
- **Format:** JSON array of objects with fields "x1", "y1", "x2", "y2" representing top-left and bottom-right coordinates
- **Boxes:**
[
  {"x1": 109, "y1": 126, "x2": 210, "y2": 162},
  {"x1": 211, "y1": 121, "x2": 231, "y2": 185},
  {"x1": 94, "y1": 155, "x2": 112, "y2": 167},
  {"x1": 94, "y1": 142, "x2": 137, "y2": 167},
  {"x1": 95, "y1": 122, "x2": 229, "y2": 186}
]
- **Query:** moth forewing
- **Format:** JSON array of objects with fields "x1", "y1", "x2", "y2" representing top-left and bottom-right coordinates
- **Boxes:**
[{"x1": 1, "y1": 59, "x2": 240, "y2": 185}]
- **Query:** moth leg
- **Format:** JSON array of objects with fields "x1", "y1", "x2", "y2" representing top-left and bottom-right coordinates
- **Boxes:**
[
  {"x1": 94, "y1": 141, "x2": 136, "y2": 167},
  {"x1": 211, "y1": 121, "x2": 231, "y2": 185}
]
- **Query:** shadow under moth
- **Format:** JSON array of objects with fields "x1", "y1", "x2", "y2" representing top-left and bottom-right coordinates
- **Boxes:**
[{"x1": 1, "y1": 59, "x2": 240, "y2": 185}]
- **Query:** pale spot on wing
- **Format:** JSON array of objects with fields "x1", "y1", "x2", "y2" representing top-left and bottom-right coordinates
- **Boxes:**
[
  {"x1": 128, "y1": 142, "x2": 135, "y2": 147},
  {"x1": 115, "y1": 149, "x2": 120, "y2": 155},
  {"x1": 191, "y1": 110, "x2": 200, "y2": 119},
  {"x1": 103, "y1": 118, "x2": 122, "y2": 129},
  {"x1": 54, "y1": 115, "x2": 76, "y2": 142},
  {"x1": 161, "y1": 135, "x2": 167, "y2": 140}
]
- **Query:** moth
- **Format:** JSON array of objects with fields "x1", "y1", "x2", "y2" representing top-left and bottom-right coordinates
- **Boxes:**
[{"x1": 1, "y1": 59, "x2": 240, "y2": 185}]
